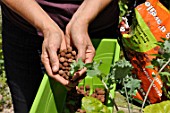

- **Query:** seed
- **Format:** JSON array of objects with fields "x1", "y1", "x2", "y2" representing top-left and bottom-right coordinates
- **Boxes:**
[
  {"x1": 65, "y1": 67, "x2": 69, "y2": 70},
  {"x1": 63, "y1": 49, "x2": 67, "y2": 53},
  {"x1": 79, "y1": 86, "x2": 84, "y2": 90},
  {"x1": 59, "y1": 63, "x2": 62, "y2": 69},
  {"x1": 86, "y1": 91, "x2": 90, "y2": 96},
  {"x1": 97, "y1": 95, "x2": 101, "y2": 100},
  {"x1": 64, "y1": 70, "x2": 68, "y2": 74},
  {"x1": 66, "y1": 53, "x2": 72, "y2": 58},
  {"x1": 59, "y1": 49, "x2": 63, "y2": 53},
  {"x1": 60, "y1": 52, "x2": 65, "y2": 57},
  {"x1": 85, "y1": 85, "x2": 90, "y2": 90},
  {"x1": 59, "y1": 70, "x2": 64, "y2": 75},
  {"x1": 95, "y1": 88, "x2": 100, "y2": 92},
  {"x1": 65, "y1": 67, "x2": 71, "y2": 71},
  {"x1": 68, "y1": 59, "x2": 73, "y2": 63},
  {"x1": 62, "y1": 66, "x2": 66, "y2": 70},
  {"x1": 63, "y1": 62, "x2": 69, "y2": 67},
  {"x1": 65, "y1": 71, "x2": 70, "y2": 76},
  {"x1": 67, "y1": 47, "x2": 72, "y2": 53},
  {"x1": 100, "y1": 97, "x2": 105, "y2": 103},
  {"x1": 71, "y1": 56, "x2": 75, "y2": 60},
  {"x1": 62, "y1": 73, "x2": 68, "y2": 80},
  {"x1": 72, "y1": 50, "x2": 76, "y2": 56},
  {"x1": 91, "y1": 93, "x2": 96, "y2": 98},
  {"x1": 97, "y1": 90, "x2": 105, "y2": 95},
  {"x1": 67, "y1": 67, "x2": 71, "y2": 71},
  {"x1": 59, "y1": 57, "x2": 65, "y2": 62}
]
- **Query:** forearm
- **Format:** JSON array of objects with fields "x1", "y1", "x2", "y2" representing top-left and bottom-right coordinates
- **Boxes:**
[
  {"x1": 71, "y1": 0, "x2": 112, "y2": 25},
  {"x1": 1, "y1": 0, "x2": 60, "y2": 35}
]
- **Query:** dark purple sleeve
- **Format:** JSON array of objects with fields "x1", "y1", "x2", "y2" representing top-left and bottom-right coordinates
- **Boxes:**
[{"x1": 1, "y1": 0, "x2": 119, "y2": 36}]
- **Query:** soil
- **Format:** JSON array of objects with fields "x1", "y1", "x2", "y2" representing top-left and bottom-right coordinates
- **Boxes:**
[{"x1": 64, "y1": 85, "x2": 106, "y2": 113}]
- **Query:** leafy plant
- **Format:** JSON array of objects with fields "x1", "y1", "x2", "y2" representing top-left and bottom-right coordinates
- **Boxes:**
[
  {"x1": 81, "y1": 96, "x2": 110, "y2": 113},
  {"x1": 0, "y1": 18, "x2": 12, "y2": 111},
  {"x1": 143, "y1": 100, "x2": 170, "y2": 113},
  {"x1": 109, "y1": 59, "x2": 141, "y2": 113},
  {"x1": 70, "y1": 59, "x2": 102, "y2": 77},
  {"x1": 70, "y1": 58, "x2": 141, "y2": 113}
]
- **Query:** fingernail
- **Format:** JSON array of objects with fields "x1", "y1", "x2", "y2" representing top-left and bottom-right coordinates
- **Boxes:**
[{"x1": 52, "y1": 65, "x2": 58, "y2": 72}]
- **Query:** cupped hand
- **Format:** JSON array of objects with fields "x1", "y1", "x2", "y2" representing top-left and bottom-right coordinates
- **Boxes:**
[
  {"x1": 65, "y1": 19, "x2": 95, "y2": 82},
  {"x1": 41, "y1": 27, "x2": 75, "y2": 90}
]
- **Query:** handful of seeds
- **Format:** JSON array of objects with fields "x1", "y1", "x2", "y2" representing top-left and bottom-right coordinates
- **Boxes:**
[{"x1": 57, "y1": 47, "x2": 77, "y2": 80}]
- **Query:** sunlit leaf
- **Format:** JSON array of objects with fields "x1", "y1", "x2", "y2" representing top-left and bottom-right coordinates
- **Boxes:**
[
  {"x1": 143, "y1": 100, "x2": 170, "y2": 113},
  {"x1": 82, "y1": 96, "x2": 110, "y2": 113}
]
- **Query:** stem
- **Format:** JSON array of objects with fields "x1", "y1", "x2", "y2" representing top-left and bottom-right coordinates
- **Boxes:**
[
  {"x1": 130, "y1": 79, "x2": 133, "y2": 113},
  {"x1": 123, "y1": 78, "x2": 131, "y2": 113},
  {"x1": 141, "y1": 58, "x2": 170, "y2": 112},
  {"x1": 101, "y1": 80, "x2": 119, "y2": 112}
]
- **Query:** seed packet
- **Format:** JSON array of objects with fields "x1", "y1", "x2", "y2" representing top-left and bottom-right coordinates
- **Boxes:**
[{"x1": 119, "y1": 0, "x2": 170, "y2": 103}]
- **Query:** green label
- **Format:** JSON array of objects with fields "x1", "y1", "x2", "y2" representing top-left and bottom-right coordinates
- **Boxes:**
[{"x1": 123, "y1": 9, "x2": 157, "y2": 52}]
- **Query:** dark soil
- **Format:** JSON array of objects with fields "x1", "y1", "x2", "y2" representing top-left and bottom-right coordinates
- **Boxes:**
[{"x1": 64, "y1": 85, "x2": 106, "y2": 113}]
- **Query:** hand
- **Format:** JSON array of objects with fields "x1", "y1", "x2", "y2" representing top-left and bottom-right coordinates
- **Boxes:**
[
  {"x1": 65, "y1": 18, "x2": 95, "y2": 82},
  {"x1": 41, "y1": 27, "x2": 74, "y2": 89}
]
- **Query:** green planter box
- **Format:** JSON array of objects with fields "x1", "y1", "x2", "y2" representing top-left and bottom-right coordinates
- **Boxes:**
[{"x1": 29, "y1": 39, "x2": 120, "y2": 113}]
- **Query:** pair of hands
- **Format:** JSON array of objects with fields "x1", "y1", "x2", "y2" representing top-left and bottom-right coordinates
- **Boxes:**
[{"x1": 41, "y1": 19, "x2": 95, "y2": 90}]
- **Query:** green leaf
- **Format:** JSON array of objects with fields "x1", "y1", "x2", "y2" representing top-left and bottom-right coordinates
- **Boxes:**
[
  {"x1": 124, "y1": 77, "x2": 141, "y2": 95},
  {"x1": 163, "y1": 53, "x2": 170, "y2": 59},
  {"x1": 93, "y1": 61, "x2": 102, "y2": 70},
  {"x1": 159, "y1": 72, "x2": 170, "y2": 77},
  {"x1": 85, "y1": 62, "x2": 94, "y2": 69},
  {"x1": 85, "y1": 61, "x2": 102, "y2": 77},
  {"x1": 143, "y1": 100, "x2": 170, "y2": 113},
  {"x1": 117, "y1": 110, "x2": 125, "y2": 113},
  {"x1": 163, "y1": 40, "x2": 170, "y2": 53},
  {"x1": 69, "y1": 59, "x2": 85, "y2": 76},
  {"x1": 112, "y1": 59, "x2": 133, "y2": 80},
  {"x1": 86, "y1": 70, "x2": 101, "y2": 77},
  {"x1": 81, "y1": 96, "x2": 111, "y2": 113},
  {"x1": 145, "y1": 65, "x2": 154, "y2": 69},
  {"x1": 77, "y1": 58, "x2": 85, "y2": 69},
  {"x1": 151, "y1": 58, "x2": 166, "y2": 67}
]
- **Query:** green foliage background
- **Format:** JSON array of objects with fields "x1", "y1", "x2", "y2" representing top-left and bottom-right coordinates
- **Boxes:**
[{"x1": 0, "y1": 8, "x2": 12, "y2": 111}]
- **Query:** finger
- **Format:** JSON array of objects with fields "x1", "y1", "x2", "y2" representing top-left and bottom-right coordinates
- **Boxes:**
[
  {"x1": 53, "y1": 74, "x2": 69, "y2": 86},
  {"x1": 72, "y1": 67, "x2": 87, "y2": 81},
  {"x1": 60, "y1": 37, "x2": 67, "y2": 50},
  {"x1": 67, "y1": 81, "x2": 79, "y2": 88},
  {"x1": 85, "y1": 45, "x2": 95, "y2": 63},
  {"x1": 65, "y1": 33, "x2": 72, "y2": 46},
  {"x1": 76, "y1": 72, "x2": 86, "y2": 83},
  {"x1": 48, "y1": 47, "x2": 59, "y2": 72},
  {"x1": 76, "y1": 45, "x2": 86, "y2": 62},
  {"x1": 41, "y1": 47, "x2": 54, "y2": 76}
]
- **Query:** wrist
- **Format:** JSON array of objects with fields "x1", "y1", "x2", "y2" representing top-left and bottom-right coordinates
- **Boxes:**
[{"x1": 41, "y1": 23, "x2": 63, "y2": 39}]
